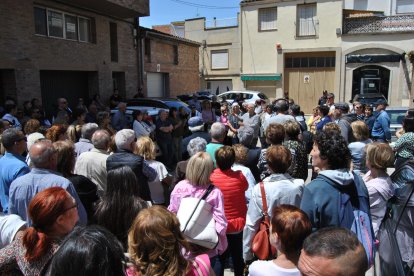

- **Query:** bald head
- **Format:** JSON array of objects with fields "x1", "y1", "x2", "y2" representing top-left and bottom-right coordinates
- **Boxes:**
[
  {"x1": 92, "y1": 130, "x2": 111, "y2": 150},
  {"x1": 29, "y1": 140, "x2": 56, "y2": 169}
]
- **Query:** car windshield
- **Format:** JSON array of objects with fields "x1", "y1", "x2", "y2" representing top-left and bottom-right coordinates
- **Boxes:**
[{"x1": 387, "y1": 110, "x2": 406, "y2": 124}]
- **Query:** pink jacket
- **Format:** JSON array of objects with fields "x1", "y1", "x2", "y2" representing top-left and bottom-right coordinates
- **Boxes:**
[{"x1": 168, "y1": 179, "x2": 228, "y2": 257}]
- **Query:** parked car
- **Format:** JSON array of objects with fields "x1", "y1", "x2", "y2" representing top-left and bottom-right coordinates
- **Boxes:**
[
  {"x1": 110, "y1": 106, "x2": 167, "y2": 127},
  {"x1": 126, "y1": 98, "x2": 191, "y2": 114},
  {"x1": 176, "y1": 94, "x2": 211, "y2": 104},
  {"x1": 352, "y1": 93, "x2": 387, "y2": 106},
  {"x1": 387, "y1": 107, "x2": 408, "y2": 142},
  {"x1": 217, "y1": 90, "x2": 269, "y2": 104}
]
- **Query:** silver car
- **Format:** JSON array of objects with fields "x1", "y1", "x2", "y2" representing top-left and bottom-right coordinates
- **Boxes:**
[{"x1": 386, "y1": 107, "x2": 408, "y2": 142}]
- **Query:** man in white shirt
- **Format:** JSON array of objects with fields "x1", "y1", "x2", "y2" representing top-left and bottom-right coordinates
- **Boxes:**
[{"x1": 74, "y1": 130, "x2": 110, "y2": 196}]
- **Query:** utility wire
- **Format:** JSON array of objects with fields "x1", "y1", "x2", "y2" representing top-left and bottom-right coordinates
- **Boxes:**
[{"x1": 169, "y1": 0, "x2": 238, "y2": 9}]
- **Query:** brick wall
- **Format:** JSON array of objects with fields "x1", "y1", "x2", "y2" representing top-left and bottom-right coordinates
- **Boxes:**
[
  {"x1": 0, "y1": 0, "x2": 140, "y2": 108},
  {"x1": 143, "y1": 37, "x2": 200, "y2": 97}
]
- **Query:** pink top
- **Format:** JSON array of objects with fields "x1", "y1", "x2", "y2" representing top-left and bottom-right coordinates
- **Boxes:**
[{"x1": 168, "y1": 179, "x2": 228, "y2": 257}]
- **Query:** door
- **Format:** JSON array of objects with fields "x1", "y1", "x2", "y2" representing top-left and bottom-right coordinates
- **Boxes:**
[
  {"x1": 40, "y1": 70, "x2": 89, "y2": 119},
  {"x1": 207, "y1": 80, "x2": 232, "y2": 95},
  {"x1": 147, "y1": 72, "x2": 166, "y2": 97}
]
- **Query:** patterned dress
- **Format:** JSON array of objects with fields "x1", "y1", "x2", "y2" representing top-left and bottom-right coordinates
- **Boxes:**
[
  {"x1": 283, "y1": 140, "x2": 308, "y2": 181},
  {"x1": 0, "y1": 233, "x2": 60, "y2": 276}
]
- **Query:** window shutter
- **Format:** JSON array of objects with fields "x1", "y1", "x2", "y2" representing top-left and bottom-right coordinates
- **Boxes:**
[{"x1": 212, "y1": 51, "x2": 229, "y2": 69}]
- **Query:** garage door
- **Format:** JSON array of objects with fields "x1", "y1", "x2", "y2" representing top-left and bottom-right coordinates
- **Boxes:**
[
  {"x1": 40, "y1": 70, "x2": 89, "y2": 120},
  {"x1": 147, "y1": 73, "x2": 165, "y2": 97},
  {"x1": 285, "y1": 68, "x2": 335, "y2": 114}
]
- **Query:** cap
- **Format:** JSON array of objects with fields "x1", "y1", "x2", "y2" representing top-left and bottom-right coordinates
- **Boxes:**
[
  {"x1": 27, "y1": 132, "x2": 45, "y2": 150},
  {"x1": 374, "y1": 99, "x2": 388, "y2": 106},
  {"x1": 188, "y1": 116, "x2": 204, "y2": 128},
  {"x1": 334, "y1": 102, "x2": 349, "y2": 112}
]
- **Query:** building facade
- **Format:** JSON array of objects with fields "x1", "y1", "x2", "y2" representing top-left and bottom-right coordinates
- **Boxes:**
[
  {"x1": 184, "y1": 16, "x2": 242, "y2": 94},
  {"x1": 140, "y1": 27, "x2": 200, "y2": 97},
  {"x1": 240, "y1": 0, "x2": 343, "y2": 113},
  {"x1": 0, "y1": 0, "x2": 148, "y2": 115}
]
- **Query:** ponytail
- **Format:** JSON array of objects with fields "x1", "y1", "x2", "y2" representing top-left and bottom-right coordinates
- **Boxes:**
[{"x1": 22, "y1": 227, "x2": 52, "y2": 262}]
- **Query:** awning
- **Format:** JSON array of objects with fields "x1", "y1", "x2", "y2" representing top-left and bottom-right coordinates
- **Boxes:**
[{"x1": 241, "y1": 74, "x2": 282, "y2": 81}]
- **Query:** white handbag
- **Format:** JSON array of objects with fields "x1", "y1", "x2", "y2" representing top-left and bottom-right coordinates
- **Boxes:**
[{"x1": 176, "y1": 185, "x2": 219, "y2": 249}]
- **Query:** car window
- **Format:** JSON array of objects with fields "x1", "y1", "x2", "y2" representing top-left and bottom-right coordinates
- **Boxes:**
[
  {"x1": 387, "y1": 110, "x2": 407, "y2": 124},
  {"x1": 243, "y1": 93, "x2": 253, "y2": 99},
  {"x1": 258, "y1": 93, "x2": 268, "y2": 99},
  {"x1": 164, "y1": 101, "x2": 191, "y2": 113}
]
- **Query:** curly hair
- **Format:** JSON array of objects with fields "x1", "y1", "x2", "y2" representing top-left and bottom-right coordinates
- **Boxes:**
[
  {"x1": 314, "y1": 130, "x2": 351, "y2": 170},
  {"x1": 128, "y1": 206, "x2": 189, "y2": 276},
  {"x1": 283, "y1": 120, "x2": 300, "y2": 140},
  {"x1": 24, "y1": 119, "x2": 41, "y2": 135}
]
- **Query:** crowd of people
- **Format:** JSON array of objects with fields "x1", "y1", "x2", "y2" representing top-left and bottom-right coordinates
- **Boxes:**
[{"x1": 0, "y1": 91, "x2": 412, "y2": 276}]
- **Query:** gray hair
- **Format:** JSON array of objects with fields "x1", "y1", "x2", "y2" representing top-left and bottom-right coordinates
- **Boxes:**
[
  {"x1": 1, "y1": 128, "x2": 23, "y2": 150},
  {"x1": 30, "y1": 140, "x2": 55, "y2": 168},
  {"x1": 114, "y1": 129, "x2": 135, "y2": 151},
  {"x1": 92, "y1": 130, "x2": 111, "y2": 150},
  {"x1": 210, "y1": 122, "x2": 226, "y2": 140},
  {"x1": 187, "y1": 137, "x2": 207, "y2": 156},
  {"x1": 81, "y1": 123, "x2": 99, "y2": 140},
  {"x1": 238, "y1": 126, "x2": 255, "y2": 148}
]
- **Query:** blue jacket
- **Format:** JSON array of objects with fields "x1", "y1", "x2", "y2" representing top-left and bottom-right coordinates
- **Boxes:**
[
  {"x1": 316, "y1": 116, "x2": 331, "y2": 131},
  {"x1": 0, "y1": 153, "x2": 30, "y2": 213},
  {"x1": 371, "y1": 110, "x2": 391, "y2": 141},
  {"x1": 300, "y1": 169, "x2": 355, "y2": 231}
]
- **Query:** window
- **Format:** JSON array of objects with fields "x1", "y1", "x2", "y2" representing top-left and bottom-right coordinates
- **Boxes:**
[
  {"x1": 396, "y1": 0, "x2": 414, "y2": 13},
  {"x1": 259, "y1": 7, "x2": 277, "y2": 31},
  {"x1": 33, "y1": 6, "x2": 93, "y2": 43},
  {"x1": 211, "y1": 50, "x2": 229, "y2": 70},
  {"x1": 78, "y1": 17, "x2": 91, "y2": 42},
  {"x1": 48, "y1": 10, "x2": 64, "y2": 38},
  {"x1": 285, "y1": 56, "x2": 335, "y2": 68},
  {"x1": 110, "y1": 22, "x2": 118, "y2": 62},
  {"x1": 34, "y1": 7, "x2": 47, "y2": 35},
  {"x1": 354, "y1": 0, "x2": 368, "y2": 10},
  {"x1": 65, "y1": 14, "x2": 78, "y2": 40},
  {"x1": 297, "y1": 4, "x2": 317, "y2": 36}
]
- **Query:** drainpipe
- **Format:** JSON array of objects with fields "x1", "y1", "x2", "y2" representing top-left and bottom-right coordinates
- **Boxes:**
[{"x1": 135, "y1": 17, "x2": 144, "y2": 96}]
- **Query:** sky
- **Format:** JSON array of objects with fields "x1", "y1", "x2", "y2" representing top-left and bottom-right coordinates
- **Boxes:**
[{"x1": 140, "y1": 0, "x2": 241, "y2": 28}]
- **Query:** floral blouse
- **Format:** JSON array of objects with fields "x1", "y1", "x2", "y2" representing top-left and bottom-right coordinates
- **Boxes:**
[{"x1": 0, "y1": 233, "x2": 60, "y2": 276}]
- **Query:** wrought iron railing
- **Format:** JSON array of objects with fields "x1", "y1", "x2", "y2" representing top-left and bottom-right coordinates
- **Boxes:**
[{"x1": 343, "y1": 14, "x2": 414, "y2": 34}]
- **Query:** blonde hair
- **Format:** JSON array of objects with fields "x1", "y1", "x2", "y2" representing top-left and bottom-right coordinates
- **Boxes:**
[
  {"x1": 186, "y1": 152, "x2": 214, "y2": 187},
  {"x1": 351, "y1": 121, "x2": 369, "y2": 141},
  {"x1": 136, "y1": 136, "x2": 156, "y2": 160},
  {"x1": 128, "y1": 206, "x2": 189, "y2": 276},
  {"x1": 232, "y1": 144, "x2": 248, "y2": 164},
  {"x1": 66, "y1": 125, "x2": 77, "y2": 143},
  {"x1": 365, "y1": 142, "x2": 394, "y2": 171}
]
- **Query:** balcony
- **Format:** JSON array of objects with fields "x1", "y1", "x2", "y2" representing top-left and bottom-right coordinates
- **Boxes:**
[
  {"x1": 343, "y1": 11, "x2": 414, "y2": 35},
  {"x1": 55, "y1": 0, "x2": 149, "y2": 18}
]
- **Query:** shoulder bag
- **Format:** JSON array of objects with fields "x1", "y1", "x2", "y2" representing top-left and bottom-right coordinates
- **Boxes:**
[
  {"x1": 177, "y1": 185, "x2": 219, "y2": 249},
  {"x1": 251, "y1": 182, "x2": 276, "y2": 260}
]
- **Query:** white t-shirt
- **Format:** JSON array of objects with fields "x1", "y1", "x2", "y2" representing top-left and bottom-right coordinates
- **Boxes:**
[
  {"x1": 0, "y1": 213, "x2": 26, "y2": 249},
  {"x1": 249, "y1": 260, "x2": 300, "y2": 276},
  {"x1": 147, "y1": 160, "x2": 169, "y2": 204}
]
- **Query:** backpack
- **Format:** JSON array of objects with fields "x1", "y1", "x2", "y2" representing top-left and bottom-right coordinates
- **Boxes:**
[{"x1": 321, "y1": 172, "x2": 376, "y2": 267}]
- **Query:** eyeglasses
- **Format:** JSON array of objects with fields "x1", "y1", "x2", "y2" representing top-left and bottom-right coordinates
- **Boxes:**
[{"x1": 63, "y1": 203, "x2": 78, "y2": 213}]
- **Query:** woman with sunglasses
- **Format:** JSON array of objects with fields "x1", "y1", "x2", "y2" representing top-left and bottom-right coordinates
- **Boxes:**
[{"x1": 0, "y1": 187, "x2": 78, "y2": 275}]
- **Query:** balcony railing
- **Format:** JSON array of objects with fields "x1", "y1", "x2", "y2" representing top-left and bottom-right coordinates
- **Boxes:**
[
  {"x1": 343, "y1": 14, "x2": 414, "y2": 34},
  {"x1": 205, "y1": 17, "x2": 238, "y2": 29}
]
